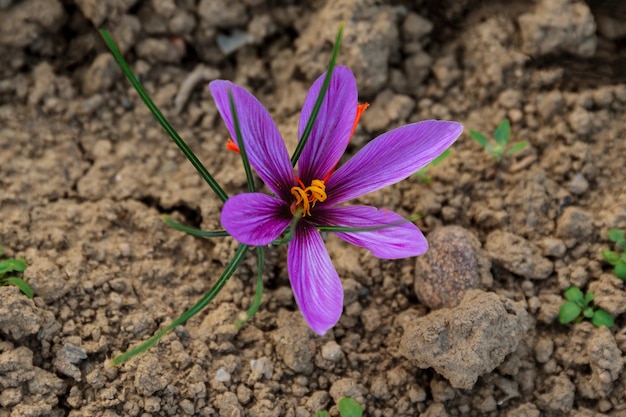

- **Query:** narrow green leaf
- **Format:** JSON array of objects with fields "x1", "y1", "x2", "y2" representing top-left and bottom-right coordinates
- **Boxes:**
[
  {"x1": 469, "y1": 130, "x2": 489, "y2": 148},
  {"x1": 162, "y1": 215, "x2": 230, "y2": 238},
  {"x1": 584, "y1": 291, "x2": 594, "y2": 305},
  {"x1": 615, "y1": 261, "x2": 626, "y2": 280},
  {"x1": 564, "y1": 286, "x2": 584, "y2": 303},
  {"x1": 430, "y1": 148, "x2": 452, "y2": 166},
  {"x1": 505, "y1": 141, "x2": 528, "y2": 155},
  {"x1": 602, "y1": 250, "x2": 620, "y2": 266},
  {"x1": 559, "y1": 301, "x2": 581, "y2": 324},
  {"x1": 111, "y1": 244, "x2": 249, "y2": 365},
  {"x1": 608, "y1": 228, "x2": 625, "y2": 243},
  {"x1": 1, "y1": 277, "x2": 34, "y2": 298},
  {"x1": 494, "y1": 119, "x2": 510, "y2": 146},
  {"x1": 236, "y1": 246, "x2": 264, "y2": 328},
  {"x1": 291, "y1": 24, "x2": 343, "y2": 166},
  {"x1": 228, "y1": 88, "x2": 255, "y2": 193},
  {"x1": 99, "y1": 30, "x2": 229, "y2": 203},
  {"x1": 592, "y1": 309, "x2": 614, "y2": 328},
  {"x1": 338, "y1": 397, "x2": 363, "y2": 417},
  {"x1": 0, "y1": 258, "x2": 27, "y2": 275},
  {"x1": 414, "y1": 170, "x2": 431, "y2": 184}
]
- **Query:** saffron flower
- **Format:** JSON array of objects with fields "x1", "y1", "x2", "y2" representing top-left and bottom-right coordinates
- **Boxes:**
[{"x1": 210, "y1": 67, "x2": 462, "y2": 334}]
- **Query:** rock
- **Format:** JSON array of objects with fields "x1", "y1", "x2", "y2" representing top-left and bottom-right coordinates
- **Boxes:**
[
  {"x1": 248, "y1": 357, "x2": 273, "y2": 383},
  {"x1": 53, "y1": 343, "x2": 87, "y2": 381},
  {"x1": 272, "y1": 310, "x2": 315, "y2": 374},
  {"x1": 109, "y1": 14, "x2": 141, "y2": 55},
  {"x1": 215, "y1": 391, "x2": 244, "y2": 417},
  {"x1": 0, "y1": 346, "x2": 35, "y2": 387},
  {"x1": 507, "y1": 403, "x2": 540, "y2": 417},
  {"x1": 540, "y1": 237, "x2": 566, "y2": 258},
  {"x1": 537, "y1": 91, "x2": 564, "y2": 122},
  {"x1": 485, "y1": 231, "x2": 553, "y2": 280},
  {"x1": 415, "y1": 226, "x2": 491, "y2": 309},
  {"x1": 568, "y1": 106, "x2": 593, "y2": 135},
  {"x1": 400, "y1": 290, "x2": 530, "y2": 389},
  {"x1": 568, "y1": 173, "x2": 589, "y2": 195},
  {"x1": 22, "y1": 254, "x2": 68, "y2": 302},
  {"x1": 579, "y1": 326, "x2": 622, "y2": 399},
  {"x1": 556, "y1": 206, "x2": 594, "y2": 242},
  {"x1": 329, "y1": 378, "x2": 367, "y2": 404},
  {"x1": 518, "y1": 0, "x2": 596, "y2": 58},
  {"x1": 0, "y1": 287, "x2": 42, "y2": 340},
  {"x1": 295, "y1": 0, "x2": 399, "y2": 96},
  {"x1": 588, "y1": 274, "x2": 626, "y2": 316}
]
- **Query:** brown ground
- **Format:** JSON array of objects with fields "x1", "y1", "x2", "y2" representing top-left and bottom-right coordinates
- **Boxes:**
[{"x1": 2, "y1": 0, "x2": 626, "y2": 416}]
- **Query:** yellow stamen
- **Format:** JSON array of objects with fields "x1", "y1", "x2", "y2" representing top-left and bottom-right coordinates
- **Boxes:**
[{"x1": 290, "y1": 179, "x2": 327, "y2": 217}]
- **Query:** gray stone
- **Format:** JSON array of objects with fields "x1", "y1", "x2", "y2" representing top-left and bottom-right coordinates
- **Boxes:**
[
  {"x1": 556, "y1": 206, "x2": 593, "y2": 242},
  {"x1": 485, "y1": 231, "x2": 553, "y2": 280}
]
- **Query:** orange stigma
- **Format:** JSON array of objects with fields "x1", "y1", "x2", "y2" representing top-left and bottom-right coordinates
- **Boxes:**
[
  {"x1": 290, "y1": 179, "x2": 327, "y2": 217},
  {"x1": 350, "y1": 102, "x2": 369, "y2": 139},
  {"x1": 226, "y1": 138, "x2": 240, "y2": 153}
]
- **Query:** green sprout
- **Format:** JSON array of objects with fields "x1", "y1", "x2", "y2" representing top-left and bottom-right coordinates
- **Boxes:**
[
  {"x1": 414, "y1": 148, "x2": 451, "y2": 184},
  {"x1": 601, "y1": 228, "x2": 626, "y2": 280},
  {"x1": 315, "y1": 397, "x2": 363, "y2": 417},
  {"x1": 469, "y1": 119, "x2": 528, "y2": 162},
  {"x1": 0, "y1": 246, "x2": 32, "y2": 298},
  {"x1": 559, "y1": 287, "x2": 613, "y2": 327}
]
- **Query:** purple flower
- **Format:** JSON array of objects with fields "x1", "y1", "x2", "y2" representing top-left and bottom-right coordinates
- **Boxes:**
[{"x1": 210, "y1": 67, "x2": 462, "y2": 335}]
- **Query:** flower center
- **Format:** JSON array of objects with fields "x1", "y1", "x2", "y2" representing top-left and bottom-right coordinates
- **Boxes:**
[{"x1": 290, "y1": 178, "x2": 327, "y2": 217}]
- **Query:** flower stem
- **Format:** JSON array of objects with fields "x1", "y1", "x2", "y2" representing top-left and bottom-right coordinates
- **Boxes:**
[
  {"x1": 290, "y1": 24, "x2": 344, "y2": 166},
  {"x1": 110, "y1": 244, "x2": 249, "y2": 365},
  {"x1": 236, "y1": 246, "x2": 264, "y2": 328},
  {"x1": 99, "y1": 29, "x2": 229, "y2": 203}
]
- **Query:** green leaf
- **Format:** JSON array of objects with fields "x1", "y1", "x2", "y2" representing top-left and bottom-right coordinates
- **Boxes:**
[
  {"x1": 584, "y1": 291, "x2": 594, "y2": 304},
  {"x1": 162, "y1": 216, "x2": 230, "y2": 238},
  {"x1": 292, "y1": 24, "x2": 343, "y2": 166},
  {"x1": 111, "y1": 244, "x2": 249, "y2": 365},
  {"x1": 583, "y1": 306, "x2": 594, "y2": 318},
  {"x1": 0, "y1": 277, "x2": 34, "y2": 298},
  {"x1": 564, "y1": 286, "x2": 584, "y2": 303},
  {"x1": 615, "y1": 261, "x2": 626, "y2": 280},
  {"x1": 315, "y1": 411, "x2": 330, "y2": 417},
  {"x1": 592, "y1": 309, "x2": 614, "y2": 328},
  {"x1": 559, "y1": 301, "x2": 581, "y2": 324},
  {"x1": 430, "y1": 148, "x2": 452, "y2": 166},
  {"x1": 469, "y1": 130, "x2": 489, "y2": 148},
  {"x1": 235, "y1": 246, "x2": 264, "y2": 328},
  {"x1": 608, "y1": 228, "x2": 625, "y2": 243},
  {"x1": 338, "y1": 397, "x2": 363, "y2": 417},
  {"x1": 494, "y1": 119, "x2": 510, "y2": 146},
  {"x1": 505, "y1": 141, "x2": 528, "y2": 155},
  {"x1": 602, "y1": 250, "x2": 620, "y2": 266},
  {"x1": 99, "y1": 30, "x2": 229, "y2": 203},
  {"x1": 0, "y1": 258, "x2": 27, "y2": 275}
]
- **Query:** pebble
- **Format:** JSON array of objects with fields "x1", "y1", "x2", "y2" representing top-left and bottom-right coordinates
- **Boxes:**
[
  {"x1": 568, "y1": 173, "x2": 589, "y2": 195},
  {"x1": 215, "y1": 368, "x2": 231, "y2": 383},
  {"x1": 320, "y1": 341, "x2": 342, "y2": 362},
  {"x1": 485, "y1": 230, "x2": 553, "y2": 280},
  {"x1": 556, "y1": 206, "x2": 593, "y2": 241}
]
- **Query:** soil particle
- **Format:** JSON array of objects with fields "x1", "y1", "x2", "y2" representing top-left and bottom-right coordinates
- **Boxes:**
[
  {"x1": 133, "y1": 354, "x2": 172, "y2": 396},
  {"x1": 486, "y1": 230, "x2": 554, "y2": 280},
  {"x1": 329, "y1": 377, "x2": 367, "y2": 405},
  {"x1": 588, "y1": 274, "x2": 626, "y2": 316},
  {"x1": 414, "y1": 225, "x2": 491, "y2": 309},
  {"x1": 0, "y1": 287, "x2": 43, "y2": 339},
  {"x1": 0, "y1": 0, "x2": 65, "y2": 48},
  {"x1": 82, "y1": 53, "x2": 121, "y2": 95},
  {"x1": 535, "y1": 374, "x2": 576, "y2": 413},
  {"x1": 400, "y1": 290, "x2": 530, "y2": 389},
  {"x1": 272, "y1": 310, "x2": 315, "y2": 374},
  {"x1": 518, "y1": 0, "x2": 596, "y2": 58},
  {"x1": 506, "y1": 402, "x2": 540, "y2": 417},
  {"x1": 556, "y1": 206, "x2": 594, "y2": 243}
]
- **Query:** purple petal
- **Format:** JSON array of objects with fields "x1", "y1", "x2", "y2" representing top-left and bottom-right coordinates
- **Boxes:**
[
  {"x1": 325, "y1": 121, "x2": 463, "y2": 205},
  {"x1": 221, "y1": 193, "x2": 291, "y2": 246},
  {"x1": 297, "y1": 66, "x2": 357, "y2": 184},
  {"x1": 316, "y1": 205, "x2": 428, "y2": 258},
  {"x1": 210, "y1": 81, "x2": 294, "y2": 199},
  {"x1": 288, "y1": 223, "x2": 343, "y2": 335}
]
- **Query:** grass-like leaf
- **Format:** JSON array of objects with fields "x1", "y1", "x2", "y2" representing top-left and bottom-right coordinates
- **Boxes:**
[
  {"x1": 505, "y1": 141, "x2": 528, "y2": 155},
  {"x1": 1, "y1": 277, "x2": 34, "y2": 299},
  {"x1": 291, "y1": 24, "x2": 344, "y2": 166},
  {"x1": 469, "y1": 130, "x2": 489, "y2": 148},
  {"x1": 99, "y1": 30, "x2": 229, "y2": 203},
  {"x1": 111, "y1": 244, "x2": 249, "y2": 365},
  {"x1": 235, "y1": 246, "x2": 264, "y2": 328},
  {"x1": 162, "y1": 215, "x2": 230, "y2": 238},
  {"x1": 494, "y1": 119, "x2": 510, "y2": 147},
  {"x1": 228, "y1": 88, "x2": 255, "y2": 193}
]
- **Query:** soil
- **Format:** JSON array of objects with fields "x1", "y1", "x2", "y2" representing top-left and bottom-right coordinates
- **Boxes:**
[{"x1": 1, "y1": 0, "x2": 626, "y2": 416}]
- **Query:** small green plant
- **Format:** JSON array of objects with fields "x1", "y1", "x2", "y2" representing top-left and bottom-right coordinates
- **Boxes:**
[
  {"x1": 469, "y1": 119, "x2": 528, "y2": 161},
  {"x1": 414, "y1": 148, "x2": 451, "y2": 184},
  {"x1": 559, "y1": 287, "x2": 613, "y2": 327},
  {"x1": 315, "y1": 397, "x2": 363, "y2": 417},
  {"x1": 601, "y1": 228, "x2": 626, "y2": 280},
  {"x1": 0, "y1": 246, "x2": 32, "y2": 298}
]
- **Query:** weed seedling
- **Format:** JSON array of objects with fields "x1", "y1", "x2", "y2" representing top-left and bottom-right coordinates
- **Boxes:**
[
  {"x1": 601, "y1": 228, "x2": 626, "y2": 280},
  {"x1": 469, "y1": 119, "x2": 528, "y2": 162},
  {"x1": 414, "y1": 148, "x2": 451, "y2": 184},
  {"x1": 315, "y1": 397, "x2": 363, "y2": 417},
  {"x1": 0, "y1": 246, "x2": 33, "y2": 298},
  {"x1": 559, "y1": 286, "x2": 613, "y2": 327}
]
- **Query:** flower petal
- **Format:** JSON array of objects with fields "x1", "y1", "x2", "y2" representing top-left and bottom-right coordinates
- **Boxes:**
[
  {"x1": 316, "y1": 205, "x2": 428, "y2": 258},
  {"x1": 325, "y1": 121, "x2": 463, "y2": 204},
  {"x1": 221, "y1": 193, "x2": 290, "y2": 246},
  {"x1": 297, "y1": 66, "x2": 357, "y2": 183},
  {"x1": 288, "y1": 223, "x2": 343, "y2": 335},
  {"x1": 210, "y1": 81, "x2": 294, "y2": 199}
]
